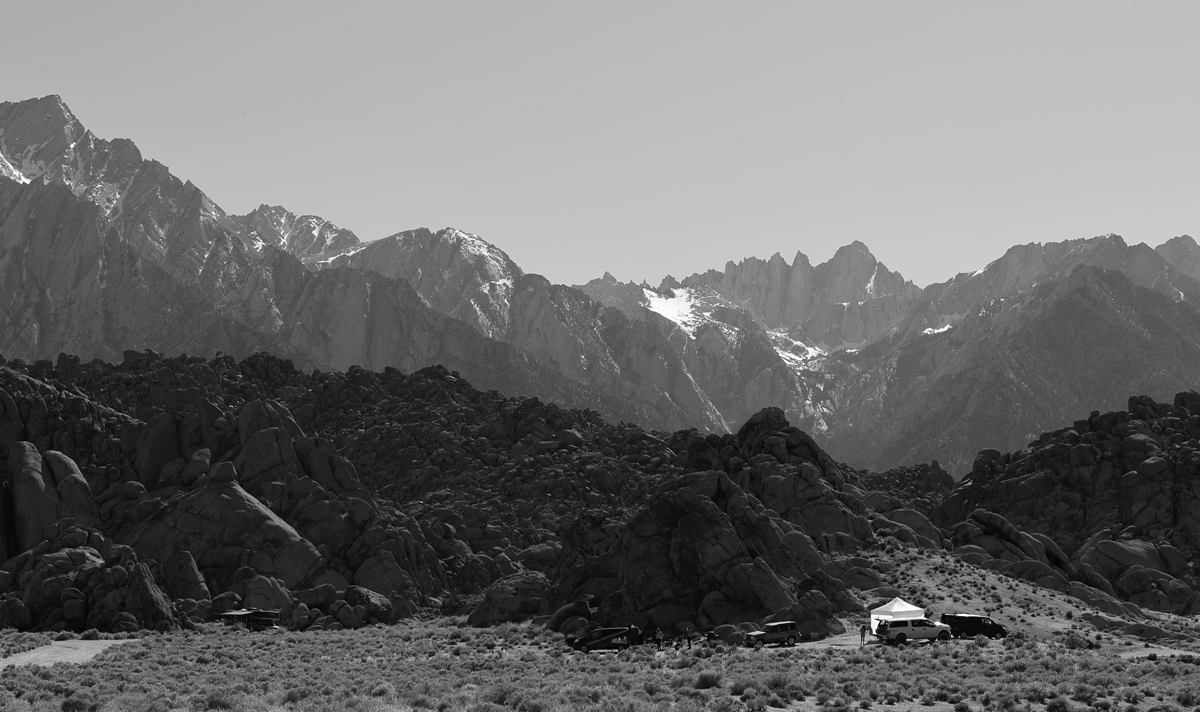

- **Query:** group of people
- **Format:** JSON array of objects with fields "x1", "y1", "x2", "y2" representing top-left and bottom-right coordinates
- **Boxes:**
[{"x1": 625, "y1": 625, "x2": 696, "y2": 650}]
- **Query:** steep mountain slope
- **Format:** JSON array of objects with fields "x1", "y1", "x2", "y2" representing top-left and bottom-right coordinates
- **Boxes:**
[
  {"x1": 317, "y1": 227, "x2": 523, "y2": 341},
  {"x1": 237, "y1": 204, "x2": 360, "y2": 263},
  {"x1": 0, "y1": 95, "x2": 727, "y2": 435},
  {"x1": 823, "y1": 265, "x2": 1200, "y2": 472},
  {"x1": 1157, "y1": 234, "x2": 1200, "y2": 282},
  {"x1": 0, "y1": 179, "x2": 298, "y2": 364},
  {"x1": 314, "y1": 230, "x2": 746, "y2": 432},
  {"x1": 916, "y1": 235, "x2": 1200, "y2": 338}
]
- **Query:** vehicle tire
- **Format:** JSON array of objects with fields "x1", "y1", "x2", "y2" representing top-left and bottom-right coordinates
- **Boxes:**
[
  {"x1": 754, "y1": 639, "x2": 765, "y2": 650},
  {"x1": 895, "y1": 634, "x2": 907, "y2": 645},
  {"x1": 938, "y1": 631, "x2": 950, "y2": 642},
  {"x1": 786, "y1": 636, "x2": 796, "y2": 647}
]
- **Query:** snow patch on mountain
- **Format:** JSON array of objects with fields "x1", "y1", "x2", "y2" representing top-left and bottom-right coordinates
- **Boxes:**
[
  {"x1": 865, "y1": 264, "x2": 880, "y2": 298},
  {"x1": 0, "y1": 151, "x2": 27, "y2": 184},
  {"x1": 644, "y1": 287, "x2": 702, "y2": 335},
  {"x1": 312, "y1": 242, "x2": 369, "y2": 266},
  {"x1": 768, "y1": 329, "x2": 824, "y2": 368},
  {"x1": 922, "y1": 324, "x2": 953, "y2": 336}
]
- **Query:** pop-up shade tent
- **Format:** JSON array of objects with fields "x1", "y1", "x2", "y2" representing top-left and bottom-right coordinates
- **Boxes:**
[{"x1": 870, "y1": 597, "x2": 924, "y2": 633}]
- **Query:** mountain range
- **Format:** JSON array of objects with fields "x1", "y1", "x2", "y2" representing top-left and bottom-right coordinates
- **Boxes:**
[{"x1": 4, "y1": 94, "x2": 1200, "y2": 474}]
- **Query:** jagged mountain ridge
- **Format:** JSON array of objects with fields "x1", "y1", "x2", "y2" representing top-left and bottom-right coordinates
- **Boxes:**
[
  {"x1": 577, "y1": 235, "x2": 1200, "y2": 472},
  {"x1": 0, "y1": 96, "x2": 683, "y2": 430},
  {"x1": 239, "y1": 204, "x2": 360, "y2": 263},
  {"x1": 5, "y1": 94, "x2": 1200, "y2": 476}
]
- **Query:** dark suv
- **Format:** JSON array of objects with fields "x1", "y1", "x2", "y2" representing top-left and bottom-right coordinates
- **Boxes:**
[
  {"x1": 571, "y1": 627, "x2": 633, "y2": 652},
  {"x1": 939, "y1": 613, "x2": 1007, "y2": 639},
  {"x1": 745, "y1": 621, "x2": 799, "y2": 648}
]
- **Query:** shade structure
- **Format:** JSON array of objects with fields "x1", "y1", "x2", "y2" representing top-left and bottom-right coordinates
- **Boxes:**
[{"x1": 869, "y1": 597, "x2": 924, "y2": 633}]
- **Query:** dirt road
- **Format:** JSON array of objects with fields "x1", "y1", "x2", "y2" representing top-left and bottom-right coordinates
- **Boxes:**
[{"x1": 0, "y1": 639, "x2": 133, "y2": 668}]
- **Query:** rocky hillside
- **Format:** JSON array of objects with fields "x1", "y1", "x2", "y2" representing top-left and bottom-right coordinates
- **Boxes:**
[
  {"x1": 0, "y1": 349, "x2": 915, "y2": 635},
  {"x1": 1, "y1": 344, "x2": 1198, "y2": 643},
  {"x1": 932, "y1": 390, "x2": 1200, "y2": 616}
]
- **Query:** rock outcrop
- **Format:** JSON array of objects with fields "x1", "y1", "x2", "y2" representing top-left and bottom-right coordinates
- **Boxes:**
[
  {"x1": 0, "y1": 519, "x2": 183, "y2": 633},
  {"x1": 467, "y1": 571, "x2": 549, "y2": 626},
  {"x1": 935, "y1": 392, "x2": 1200, "y2": 614},
  {"x1": 3, "y1": 442, "x2": 101, "y2": 559}
]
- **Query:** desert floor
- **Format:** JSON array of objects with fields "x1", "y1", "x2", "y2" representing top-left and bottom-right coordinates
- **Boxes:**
[{"x1": 1, "y1": 548, "x2": 1197, "y2": 712}]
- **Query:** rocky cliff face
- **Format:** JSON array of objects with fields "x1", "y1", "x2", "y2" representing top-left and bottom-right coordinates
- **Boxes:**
[
  {"x1": 317, "y1": 227, "x2": 522, "y2": 342},
  {"x1": 675, "y1": 242, "x2": 919, "y2": 349},
  {"x1": 1157, "y1": 234, "x2": 1200, "y2": 282},
  {"x1": 0, "y1": 179, "x2": 299, "y2": 365},
  {"x1": 237, "y1": 204, "x2": 360, "y2": 263}
]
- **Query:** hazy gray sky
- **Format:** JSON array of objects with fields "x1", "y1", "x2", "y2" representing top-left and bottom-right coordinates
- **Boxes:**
[{"x1": 4, "y1": 2, "x2": 1198, "y2": 287}]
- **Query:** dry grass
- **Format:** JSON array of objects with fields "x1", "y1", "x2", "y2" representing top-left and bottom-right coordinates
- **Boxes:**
[
  {"x1": 0, "y1": 632, "x2": 54, "y2": 661},
  {"x1": 0, "y1": 617, "x2": 1197, "y2": 712},
  {"x1": 2, "y1": 542, "x2": 1198, "y2": 711}
]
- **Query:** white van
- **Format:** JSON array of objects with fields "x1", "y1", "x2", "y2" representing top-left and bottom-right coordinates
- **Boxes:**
[{"x1": 875, "y1": 618, "x2": 950, "y2": 644}]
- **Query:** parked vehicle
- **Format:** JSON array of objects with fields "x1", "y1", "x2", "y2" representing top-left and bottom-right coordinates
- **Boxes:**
[
  {"x1": 939, "y1": 613, "x2": 1007, "y2": 639},
  {"x1": 745, "y1": 620, "x2": 799, "y2": 648},
  {"x1": 874, "y1": 618, "x2": 950, "y2": 645},
  {"x1": 572, "y1": 627, "x2": 633, "y2": 652}
]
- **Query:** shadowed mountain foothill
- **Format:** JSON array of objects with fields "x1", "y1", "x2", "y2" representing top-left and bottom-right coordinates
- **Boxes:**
[{"x1": 0, "y1": 348, "x2": 1192, "y2": 647}]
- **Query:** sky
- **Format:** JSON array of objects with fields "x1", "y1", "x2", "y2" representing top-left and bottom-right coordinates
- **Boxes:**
[{"x1": 3, "y1": 2, "x2": 1199, "y2": 287}]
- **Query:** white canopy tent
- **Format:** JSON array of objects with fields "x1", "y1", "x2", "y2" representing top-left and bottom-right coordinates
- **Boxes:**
[{"x1": 870, "y1": 597, "x2": 924, "y2": 633}]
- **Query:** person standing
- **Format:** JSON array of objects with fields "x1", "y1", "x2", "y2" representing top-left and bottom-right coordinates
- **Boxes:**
[
  {"x1": 860, "y1": 623, "x2": 869, "y2": 645},
  {"x1": 654, "y1": 628, "x2": 663, "y2": 650}
]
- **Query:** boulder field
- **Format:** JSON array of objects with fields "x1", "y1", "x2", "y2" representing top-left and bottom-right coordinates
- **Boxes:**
[
  {"x1": 0, "y1": 350, "x2": 1197, "y2": 635},
  {"x1": 935, "y1": 393, "x2": 1200, "y2": 616}
]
